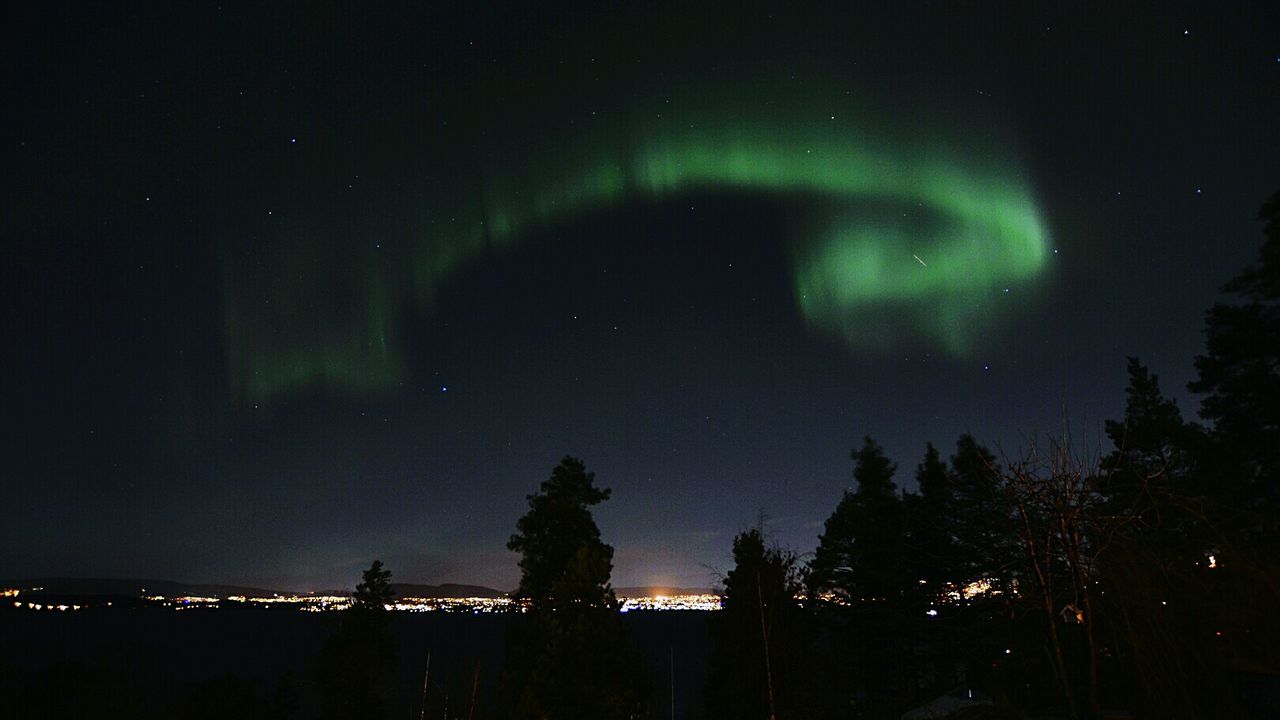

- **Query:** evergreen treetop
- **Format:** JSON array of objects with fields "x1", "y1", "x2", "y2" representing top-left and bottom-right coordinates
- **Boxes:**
[
  {"x1": 507, "y1": 455, "x2": 615, "y2": 608},
  {"x1": 354, "y1": 560, "x2": 394, "y2": 611}
]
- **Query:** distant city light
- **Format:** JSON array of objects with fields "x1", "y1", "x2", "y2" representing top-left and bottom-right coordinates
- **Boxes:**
[
  {"x1": 12, "y1": 590, "x2": 726, "y2": 614},
  {"x1": 619, "y1": 594, "x2": 722, "y2": 612}
]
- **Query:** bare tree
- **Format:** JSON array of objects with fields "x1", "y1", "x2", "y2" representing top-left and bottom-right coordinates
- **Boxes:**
[{"x1": 999, "y1": 431, "x2": 1128, "y2": 720}]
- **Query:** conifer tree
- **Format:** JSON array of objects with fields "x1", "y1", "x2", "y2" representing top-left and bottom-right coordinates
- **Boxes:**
[
  {"x1": 808, "y1": 436, "x2": 905, "y2": 605},
  {"x1": 1190, "y1": 190, "x2": 1280, "y2": 531},
  {"x1": 807, "y1": 437, "x2": 910, "y2": 716},
  {"x1": 499, "y1": 456, "x2": 648, "y2": 719},
  {"x1": 354, "y1": 560, "x2": 395, "y2": 610},
  {"x1": 706, "y1": 528, "x2": 812, "y2": 720},
  {"x1": 949, "y1": 435, "x2": 1014, "y2": 594},
  {"x1": 315, "y1": 560, "x2": 398, "y2": 720},
  {"x1": 905, "y1": 442, "x2": 956, "y2": 603}
]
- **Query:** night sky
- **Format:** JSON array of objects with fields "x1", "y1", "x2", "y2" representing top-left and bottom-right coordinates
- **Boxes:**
[{"x1": 5, "y1": 3, "x2": 1278, "y2": 591}]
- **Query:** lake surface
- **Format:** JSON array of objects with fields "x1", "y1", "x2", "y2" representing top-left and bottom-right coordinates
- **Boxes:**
[{"x1": 1, "y1": 608, "x2": 713, "y2": 718}]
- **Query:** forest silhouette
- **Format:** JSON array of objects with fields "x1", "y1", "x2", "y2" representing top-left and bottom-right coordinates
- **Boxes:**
[{"x1": 3, "y1": 192, "x2": 1278, "y2": 719}]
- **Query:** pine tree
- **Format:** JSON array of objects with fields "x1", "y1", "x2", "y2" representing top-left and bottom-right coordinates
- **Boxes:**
[
  {"x1": 949, "y1": 435, "x2": 1014, "y2": 595},
  {"x1": 706, "y1": 528, "x2": 812, "y2": 720},
  {"x1": 905, "y1": 442, "x2": 956, "y2": 603},
  {"x1": 499, "y1": 456, "x2": 648, "y2": 719},
  {"x1": 1096, "y1": 359, "x2": 1241, "y2": 717},
  {"x1": 507, "y1": 456, "x2": 614, "y2": 608},
  {"x1": 902, "y1": 443, "x2": 961, "y2": 706},
  {"x1": 354, "y1": 560, "x2": 395, "y2": 610},
  {"x1": 807, "y1": 437, "x2": 911, "y2": 716},
  {"x1": 808, "y1": 436, "x2": 905, "y2": 605},
  {"x1": 1178, "y1": 191, "x2": 1280, "y2": 711},
  {"x1": 315, "y1": 560, "x2": 398, "y2": 720},
  {"x1": 1190, "y1": 190, "x2": 1280, "y2": 529}
]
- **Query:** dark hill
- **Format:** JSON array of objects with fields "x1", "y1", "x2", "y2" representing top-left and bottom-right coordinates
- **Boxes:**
[
  {"x1": 5, "y1": 578, "x2": 508, "y2": 600},
  {"x1": 390, "y1": 583, "x2": 506, "y2": 598},
  {"x1": 7, "y1": 578, "x2": 279, "y2": 598}
]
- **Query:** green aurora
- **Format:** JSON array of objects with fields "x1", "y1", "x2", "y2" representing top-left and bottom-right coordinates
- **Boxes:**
[{"x1": 222, "y1": 93, "x2": 1050, "y2": 406}]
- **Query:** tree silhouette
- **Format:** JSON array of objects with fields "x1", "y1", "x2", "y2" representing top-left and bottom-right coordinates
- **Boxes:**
[
  {"x1": 808, "y1": 436, "x2": 905, "y2": 606},
  {"x1": 1183, "y1": 190, "x2": 1280, "y2": 714},
  {"x1": 901, "y1": 443, "x2": 963, "y2": 706},
  {"x1": 1093, "y1": 358, "x2": 1245, "y2": 718},
  {"x1": 315, "y1": 560, "x2": 398, "y2": 720},
  {"x1": 1190, "y1": 190, "x2": 1280, "y2": 535},
  {"x1": 707, "y1": 528, "x2": 813, "y2": 720},
  {"x1": 1001, "y1": 434, "x2": 1113, "y2": 719},
  {"x1": 950, "y1": 435, "x2": 1015, "y2": 595},
  {"x1": 807, "y1": 436, "x2": 912, "y2": 716},
  {"x1": 905, "y1": 442, "x2": 958, "y2": 604},
  {"x1": 498, "y1": 456, "x2": 648, "y2": 719},
  {"x1": 508, "y1": 456, "x2": 614, "y2": 608},
  {"x1": 354, "y1": 560, "x2": 394, "y2": 610}
]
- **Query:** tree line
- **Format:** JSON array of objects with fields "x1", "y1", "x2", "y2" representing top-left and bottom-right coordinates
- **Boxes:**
[
  {"x1": 698, "y1": 190, "x2": 1280, "y2": 719},
  {"x1": 6, "y1": 192, "x2": 1276, "y2": 719},
  {"x1": 321, "y1": 190, "x2": 1276, "y2": 719}
]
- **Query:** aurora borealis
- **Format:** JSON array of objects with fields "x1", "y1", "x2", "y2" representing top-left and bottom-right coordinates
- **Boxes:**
[
  {"x1": 224, "y1": 84, "x2": 1050, "y2": 406},
  {"x1": 6, "y1": 2, "x2": 1278, "y2": 591}
]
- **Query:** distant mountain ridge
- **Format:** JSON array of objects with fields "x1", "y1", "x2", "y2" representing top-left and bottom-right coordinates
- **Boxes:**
[
  {"x1": 7, "y1": 578, "x2": 280, "y2": 599},
  {"x1": 390, "y1": 583, "x2": 506, "y2": 598},
  {"x1": 6, "y1": 578, "x2": 506, "y2": 599}
]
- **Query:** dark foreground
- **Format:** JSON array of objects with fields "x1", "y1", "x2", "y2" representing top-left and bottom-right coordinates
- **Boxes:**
[{"x1": 0, "y1": 608, "x2": 712, "y2": 719}]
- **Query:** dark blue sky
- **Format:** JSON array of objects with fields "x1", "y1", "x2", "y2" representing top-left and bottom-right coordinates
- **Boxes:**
[{"x1": 4, "y1": 2, "x2": 1278, "y2": 590}]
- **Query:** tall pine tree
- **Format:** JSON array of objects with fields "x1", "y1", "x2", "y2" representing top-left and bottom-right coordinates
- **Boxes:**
[
  {"x1": 950, "y1": 434, "x2": 1014, "y2": 595},
  {"x1": 904, "y1": 442, "x2": 957, "y2": 604},
  {"x1": 707, "y1": 528, "x2": 813, "y2": 720},
  {"x1": 499, "y1": 456, "x2": 648, "y2": 719},
  {"x1": 808, "y1": 437, "x2": 911, "y2": 716}
]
